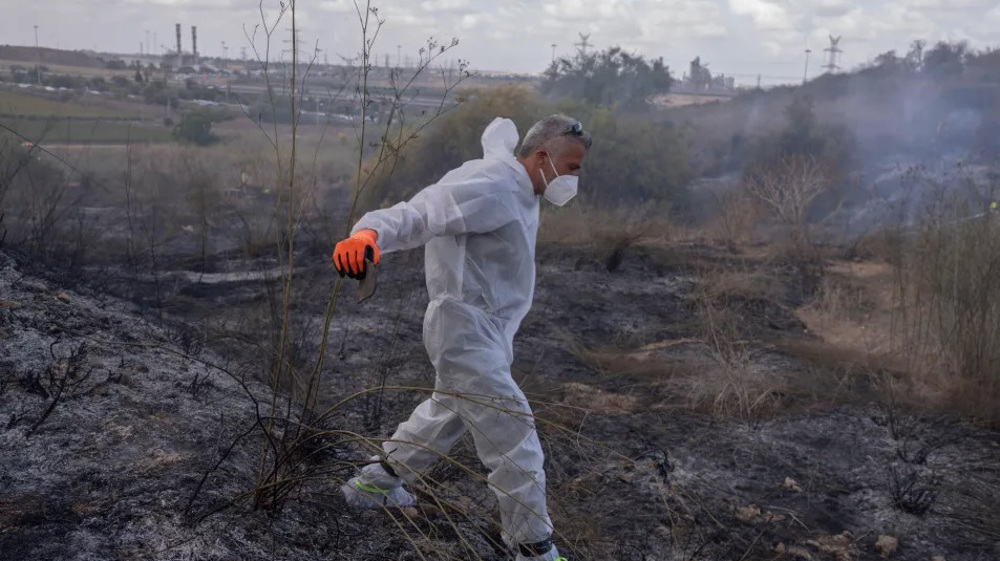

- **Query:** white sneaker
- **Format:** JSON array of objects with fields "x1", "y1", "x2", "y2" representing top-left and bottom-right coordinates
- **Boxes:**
[
  {"x1": 341, "y1": 463, "x2": 417, "y2": 509},
  {"x1": 515, "y1": 543, "x2": 565, "y2": 561}
]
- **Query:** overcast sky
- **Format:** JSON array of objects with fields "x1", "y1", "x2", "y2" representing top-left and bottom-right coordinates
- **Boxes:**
[{"x1": 5, "y1": 0, "x2": 999, "y2": 86}]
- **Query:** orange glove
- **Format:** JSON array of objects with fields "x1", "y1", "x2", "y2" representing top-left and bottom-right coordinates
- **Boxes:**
[{"x1": 333, "y1": 229, "x2": 380, "y2": 279}]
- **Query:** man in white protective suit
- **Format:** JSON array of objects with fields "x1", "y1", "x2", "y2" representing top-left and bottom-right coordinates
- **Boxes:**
[{"x1": 331, "y1": 114, "x2": 591, "y2": 561}]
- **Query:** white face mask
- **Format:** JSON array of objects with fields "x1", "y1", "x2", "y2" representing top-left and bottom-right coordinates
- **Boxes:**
[{"x1": 541, "y1": 155, "x2": 578, "y2": 207}]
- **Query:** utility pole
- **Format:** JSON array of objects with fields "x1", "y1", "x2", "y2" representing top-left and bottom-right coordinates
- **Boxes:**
[
  {"x1": 551, "y1": 43, "x2": 557, "y2": 64},
  {"x1": 145, "y1": 29, "x2": 150, "y2": 57},
  {"x1": 803, "y1": 48, "x2": 812, "y2": 84},
  {"x1": 33, "y1": 25, "x2": 41, "y2": 84},
  {"x1": 397, "y1": 44, "x2": 402, "y2": 67}
]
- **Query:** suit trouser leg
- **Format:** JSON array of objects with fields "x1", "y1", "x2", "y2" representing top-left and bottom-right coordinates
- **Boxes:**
[
  {"x1": 382, "y1": 387, "x2": 468, "y2": 480},
  {"x1": 382, "y1": 365, "x2": 552, "y2": 547}
]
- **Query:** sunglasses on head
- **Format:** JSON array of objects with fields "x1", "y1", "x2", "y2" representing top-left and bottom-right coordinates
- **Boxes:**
[{"x1": 562, "y1": 121, "x2": 592, "y2": 148}]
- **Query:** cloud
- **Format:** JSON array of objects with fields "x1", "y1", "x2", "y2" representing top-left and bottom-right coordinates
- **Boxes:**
[
  {"x1": 318, "y1": 1, "x2": 353, "y2": 12},
  {"x1": 419, "y1": 0, "x2": 472, "y2": 11},
  {"x1": 728, "y1": 0, "x2": 798, "y2": 31},
  {"x1": 0, "y1": 0, "x2": 996, "y2": 81},
  {"x1": 903, "y1": 0, "x2": 998, "y2": 11},
  {"x1": 812, "y1": 0, "x2": 855, "y2": 17},
  {"x1": 123, "y1": 0, "x2": 236, "y2": 5}
]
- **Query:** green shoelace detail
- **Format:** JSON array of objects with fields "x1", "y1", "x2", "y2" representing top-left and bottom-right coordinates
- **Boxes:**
[{"x1": 353, "y1": 480, "x2": 390, "y2": 494}]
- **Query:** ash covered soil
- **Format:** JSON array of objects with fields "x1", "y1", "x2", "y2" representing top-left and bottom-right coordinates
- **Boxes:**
[{"x1": 2, "y1": 243, "x2": 999, "y2": 561}]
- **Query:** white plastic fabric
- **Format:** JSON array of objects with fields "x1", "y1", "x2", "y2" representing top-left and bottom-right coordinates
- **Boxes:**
[{"x1": 351, "y1": 118, "x2": 551, "y2": 546}]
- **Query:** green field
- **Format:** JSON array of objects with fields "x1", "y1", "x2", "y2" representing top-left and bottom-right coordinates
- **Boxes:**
[
  {"x1": 0, "y1": 58, "x2": 116, "y2": 78},
  {"x1": 0, "y1": 89, "x2": 140, "y2": 118},
  {"x1": 1, "y1": 116, "x2": 173, "y2": 145}
]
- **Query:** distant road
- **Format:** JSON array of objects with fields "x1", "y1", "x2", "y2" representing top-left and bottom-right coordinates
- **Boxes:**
[
  {"x1": 34, "y1": 144, "x2": 130, "y2": 149},
  {"x1": 224, "y1": 82, "x2": 456, "y2": 111}
]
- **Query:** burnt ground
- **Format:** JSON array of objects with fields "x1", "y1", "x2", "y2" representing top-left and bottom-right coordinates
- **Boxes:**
[{"x1": 2, "y1": 241, "x2": 999, "y2": 561}]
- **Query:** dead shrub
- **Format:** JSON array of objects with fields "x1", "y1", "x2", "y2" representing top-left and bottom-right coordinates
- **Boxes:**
[
  {"x1": 744, "y1": 154, "x2": 832, "y2": 250},
  {"x1": 0, "y1": 134, "x2": 106, "y2": 267},
  {"x1": 708, "y1": 187, "x2": 760, "y2": 248},
  {"x1": 887, "y1": 465, "x2": 940, "y2": 515}
]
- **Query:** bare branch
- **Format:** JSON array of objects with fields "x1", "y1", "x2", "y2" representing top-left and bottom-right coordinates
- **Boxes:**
[{"x1": 745, "y1": 154, "x2": 829, "y2": 245}]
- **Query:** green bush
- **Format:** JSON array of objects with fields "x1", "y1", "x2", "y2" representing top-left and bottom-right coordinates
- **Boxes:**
[
  {"x1": 173, "y1": 109, "x2": 220, "y2": 146},
  {"x1": 142, "y1": 80, "x2": 178, "y2": 107},
  {"x1": 541, "y1": 46, "x2": 673, "y2": 113}
]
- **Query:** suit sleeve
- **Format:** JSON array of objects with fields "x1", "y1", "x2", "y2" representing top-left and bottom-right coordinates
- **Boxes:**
[{"x1": 351, "y1": 176, "x2": 522, "y2": 253}]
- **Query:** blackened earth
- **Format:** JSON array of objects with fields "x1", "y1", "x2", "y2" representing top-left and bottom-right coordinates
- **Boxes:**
[{"x1": 2, "y1": 243, "x2": 998, "y2": 561}]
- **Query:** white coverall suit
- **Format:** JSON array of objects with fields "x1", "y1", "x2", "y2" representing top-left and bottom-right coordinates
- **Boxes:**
[{"x1": 351, "y1": 118, "x2": 549, "y2": 546}]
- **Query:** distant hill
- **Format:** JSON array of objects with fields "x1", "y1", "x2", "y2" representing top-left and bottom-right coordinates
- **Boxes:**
[{"x1": 0, "y1": 45, "x2": 102, "y2": 68}]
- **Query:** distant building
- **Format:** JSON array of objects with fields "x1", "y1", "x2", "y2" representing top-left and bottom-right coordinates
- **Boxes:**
[{"x1": 675, "y1": 56, "x2": 735, "y2": 94}]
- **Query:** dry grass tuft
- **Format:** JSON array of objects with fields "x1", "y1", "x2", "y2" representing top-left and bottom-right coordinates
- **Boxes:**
[
  {"x1": 676, "y1": 357, "x2": 787, "y2": 423},
  {"x1": 560, "y1": 382, "x2": 641, "y2": 414},
  {"x1": 582, "y1": 340, "x2": 698, "y2": 380},
  {"x1": 706, "y1": 187, "x2": 761, "y2": 248},
  {"x1": 796, "y1": 261, "x2": 894, "y2": 356},
  {"x1": 539, "y1": 203, "x2": 673, "y2": 271},
  {"x1": 701, "y1": 266, "x2": 784, "y2": 305}
]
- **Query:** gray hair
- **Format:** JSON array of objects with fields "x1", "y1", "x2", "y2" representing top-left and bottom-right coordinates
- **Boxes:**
[{"x1": 517, "y1": 114, "x2": 593, "y2": 158}]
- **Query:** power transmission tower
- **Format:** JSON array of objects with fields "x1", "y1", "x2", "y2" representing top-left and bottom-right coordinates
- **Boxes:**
[
  {"x1": 823, "y1": 35, "x2": 842, "y2": 73},
  {"x1": 574, "y1": 33, "x2": 592, "y2": 55}
]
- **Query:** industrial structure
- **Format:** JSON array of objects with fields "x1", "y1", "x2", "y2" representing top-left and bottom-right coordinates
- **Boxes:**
[
  {"x1": 160, "y1": 23, "x2": 200, "y2": 69},
  {"x1": 677, "y1": 56, "x2": 735, "y2": 94}
]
